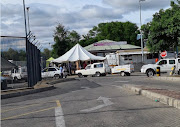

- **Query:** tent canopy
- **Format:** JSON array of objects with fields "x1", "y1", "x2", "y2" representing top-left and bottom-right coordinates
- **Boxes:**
[
  {"x1": 46, "y1": 57, "x2": 54, "y2": 62},
  {"x1": 52, "y1": 44, "x2": 106, "y2": 63}
]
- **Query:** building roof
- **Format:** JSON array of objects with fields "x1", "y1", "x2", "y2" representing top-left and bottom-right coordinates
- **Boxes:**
[
  {"x1": 84, "y1": 40, "x2": 141, "y2": 52},
  {"x1": 116, "y1": 48, "x2": 150, "y2": 55},
  {"x1": 1, "y1": 57, "x2": 17, "y2": 71}
]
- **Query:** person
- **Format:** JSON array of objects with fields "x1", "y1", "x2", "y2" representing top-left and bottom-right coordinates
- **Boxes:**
[
  {"x1": 63, "y1": 65, "x2": 68, "y2": 78},
  {"x1": 59, "y1": 64, "x2": 63, "y2": 78},
  {"x1": 83, "y1": 61, "x2": 87, "y2": 69}
]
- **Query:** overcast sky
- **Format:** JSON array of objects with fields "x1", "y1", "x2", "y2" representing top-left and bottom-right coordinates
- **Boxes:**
[{"x1": 1, "y1": 0, "x2": 172, "y2": 49}]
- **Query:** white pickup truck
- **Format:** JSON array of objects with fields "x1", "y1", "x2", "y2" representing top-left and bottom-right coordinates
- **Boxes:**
[
  {"x1": 141, "y1": 58, "x2": 180, "y2": 77},
  {"x1": 76, "y1": 62, "x2": 110, "y2": 77},
  {"x1": 111, "y1": 64, "x2": 134, "y2": 76},
  {"x1": 11, "y1": 66, "x2": 27, "y2": 82}
]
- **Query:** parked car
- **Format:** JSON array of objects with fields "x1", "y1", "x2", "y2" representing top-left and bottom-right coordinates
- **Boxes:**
[
  {"x1": 75, "y1": 62, "x2": 110, "y2": 78},
  {"x1": 41, "y1": 67, "x2": 60, "y2": 78},
  {"x1": 111, "y1": 64, "x2": 134, "y2": 76},
  {"x1": 1, "y1": 76, "x2": 7, "y2": 90},
  {"x1": 141, "y1": 58, "x2": 180, "y2": 77}
]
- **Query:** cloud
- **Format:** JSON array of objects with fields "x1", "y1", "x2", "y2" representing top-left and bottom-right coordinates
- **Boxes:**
[
  {"x1": 1, "y1": 0, "x2": 171, "y2": 50},
  {"x1": 103, "y1": 0, "x2": 171, "y2": 12},
  {"x1": 80, "y1": 5, "x2": 123, "y2": 19},
  {"x1": 0, "y1": 38, "x2": 26, "y2": 51}
]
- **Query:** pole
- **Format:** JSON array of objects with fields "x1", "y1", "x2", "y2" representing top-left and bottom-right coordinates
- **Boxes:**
[
  {"x1": 26, "y1": 7, "x2": 30, "y2": 33},
  {"x1": 23, "y1": 0, "x2": 30, "y2": 86},
  {"x1": 23, "y1": 0, "x2": 28, "y2": 37},
  {"x1": 139, "y1": 0, "x2": 144, "y2": 62}
]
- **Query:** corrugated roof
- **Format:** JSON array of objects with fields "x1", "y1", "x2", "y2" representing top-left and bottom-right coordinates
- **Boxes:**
[
  {"x1": 1, "y1": 57, "x2": 17, "y2": 71},
  {"x1": 84, "y1": 40, "x2": 141, "y2": 51}
]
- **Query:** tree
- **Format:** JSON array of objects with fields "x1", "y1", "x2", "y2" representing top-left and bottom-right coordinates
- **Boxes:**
[
  {"x1": 79, "y1": 21, "x2": 140, "y2": 47},
  {"x1": 51, "y1": 24, "x2": 80, "y2": 58},
  {"x1": 143, "y1": 1, "x2": 180, "y2": 53},
  {"x1": 1, "y1": 48, "x2": 26, "y2": 61},
  {"x1": 41, "y1": 48, "x2": 51, "y2": 59}
]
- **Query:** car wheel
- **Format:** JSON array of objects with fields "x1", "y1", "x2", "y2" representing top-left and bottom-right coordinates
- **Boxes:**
[
  {"x1": 125, "y1": 72, "x2": 130, "y2": 76},
  {"x1": 120, "y1": 72, "x2": 125, "y2": 76},
  {"x1": 146, "y1": 69, "x2": 155, "y2": 77},
  {"x1": 54, "y1": 74, "x2": 60, "y2": 79},
  {"x1": 95, "y1": 72, "x2": 101, "y2": 77},
  {"x1": 14, "y1": 77, "x2": 18, "y2": 83},
  {"x1": 78, "y1": 73, "x2": 83, "y2": 78}
]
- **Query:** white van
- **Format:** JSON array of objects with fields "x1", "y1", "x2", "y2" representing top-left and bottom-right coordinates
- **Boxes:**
[{"x1": 141, "y1": 58, "x2": 180, "y2": 76}]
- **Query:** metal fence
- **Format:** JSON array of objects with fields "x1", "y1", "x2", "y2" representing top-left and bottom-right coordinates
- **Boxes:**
[
  {"x1": 26, "y1": 39, "x2": 42, "y2": 87},
  {"x1": 1, "y1": 36, "x2": 42, "y2": 88}
]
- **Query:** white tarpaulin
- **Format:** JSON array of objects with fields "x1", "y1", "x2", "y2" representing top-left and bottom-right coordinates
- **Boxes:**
[{"x1": 52, "y1": 44, "x2": 106, "y2": 63}]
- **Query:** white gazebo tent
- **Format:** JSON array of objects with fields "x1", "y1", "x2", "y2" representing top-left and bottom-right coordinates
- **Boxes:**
[{"x1": 52, "y1": 44, "x2": 106, "y2": 69}]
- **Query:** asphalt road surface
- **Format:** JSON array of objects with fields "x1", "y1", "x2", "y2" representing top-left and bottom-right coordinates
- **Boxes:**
[{"x1": 1, "y1": 73, "x2": 180, "y2": 127}]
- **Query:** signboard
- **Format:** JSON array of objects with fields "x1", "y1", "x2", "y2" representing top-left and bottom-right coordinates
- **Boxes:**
[
  {"x1": 93, "y1": 41, "x2": 127, "y2": 46},
  {"x1": 160, "y1": 51, "x2": 167, "y2": 58}
]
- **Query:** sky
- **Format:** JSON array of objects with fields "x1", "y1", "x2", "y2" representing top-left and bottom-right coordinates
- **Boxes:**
[{"x1": 0, "y1": 0, "x2": 173, "y2": 50}]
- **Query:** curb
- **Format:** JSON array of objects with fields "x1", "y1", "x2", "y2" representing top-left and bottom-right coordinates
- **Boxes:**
[
  {"x1": 123, "y1": 84, "x2": 180, "y2": 110},
  {"x1": 152, "y1": 76, "x2": 180, "y2": 82},
  {"x1": 1, "y1": 78, "x2": 76, "y2": 99},
  {"x1": 47, "y1": 78, "x2": 76, "y2": 85},
  {"x1": 1, "y1": 85, "x2": 54, "y2": 99}
]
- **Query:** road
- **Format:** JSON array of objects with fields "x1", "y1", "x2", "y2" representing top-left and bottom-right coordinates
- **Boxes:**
[{"x1": 1, "y1": 73, "x2": 180, "y2": 127}]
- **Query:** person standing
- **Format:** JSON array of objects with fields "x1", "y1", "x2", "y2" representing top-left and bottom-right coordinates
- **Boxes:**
[
  {"x1": 63, "y1": 65, "x2": 68, "y2": 78},
  {"x1": 59, "y1": 64, "x2": 63, "y2": 78}
]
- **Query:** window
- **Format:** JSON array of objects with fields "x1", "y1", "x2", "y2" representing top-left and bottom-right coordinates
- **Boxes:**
[
  {"x1": 94, "y1": 64, "x2": 103, "y2": 68},
  {"x1": 178, "y1": 59, "x2": 180, "y2": 63},
  {"x1": 124, "y1": 55, "x2": 132, "y2": 61},
  {"x1": 158, "y1": 60, "x2": 167, "y2": 65},
  {"x1": 169, "y1": 60, "x2": 175, "y2": 64},
  {"x1": 48, "y1": 68, "x2": 56, "y2": 71},
  {"x1": 85, "y1": 65, "x2": 91, "y2": 69},
  {"x1": 42, "y1": 68, "x2": 48, "y2": 72}
]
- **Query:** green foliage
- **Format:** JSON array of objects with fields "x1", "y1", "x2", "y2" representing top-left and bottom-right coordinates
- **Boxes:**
[
  {"x1": 79, "y1": 21, "x2": 140, "y2": 47},
  {"x1": 51, "y1": 24, "x2": 80, "y2": 58},
  {"x1": 1, "y1": 48, "x2": 26, "y2": 61},
  {"x1": 142, "y1": 1, "x2": 180, "y2": 52},
  {"x1": 41, "y1": 48, "x2": 51, "y2": 59}
]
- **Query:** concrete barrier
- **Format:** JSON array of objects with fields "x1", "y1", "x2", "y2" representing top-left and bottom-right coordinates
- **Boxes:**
[{"x1": 123, "y1": 84, "x2": 180, "y2": 110}]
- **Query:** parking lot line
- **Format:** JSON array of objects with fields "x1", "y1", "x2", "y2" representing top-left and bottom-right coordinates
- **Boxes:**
[
  {"x1": 1, "y1": 106, "x2": 56, "y2": 121},
  {"x1": 1, "y1": 100, "x2": 56, "y2": 113},
  {"x1": 55, "y1": 100, "x2": 66, "y2": 127},
  {"x1": 56, "y1": 100, "x2": 61, "y2": 107}
]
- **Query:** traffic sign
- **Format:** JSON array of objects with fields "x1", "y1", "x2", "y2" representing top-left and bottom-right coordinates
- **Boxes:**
[{"x1": 160, "y1": 51, "x2": 167, "y2": 58}]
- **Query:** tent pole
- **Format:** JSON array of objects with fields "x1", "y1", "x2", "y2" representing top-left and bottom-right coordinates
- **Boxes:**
[{"x1": 76, "y1": 60, "x2": 80, "y2": 70}]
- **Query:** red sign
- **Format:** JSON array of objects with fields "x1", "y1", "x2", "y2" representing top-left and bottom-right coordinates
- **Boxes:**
[{"x1": 160, "y1": 51, "x2": 167, "y2": 58}]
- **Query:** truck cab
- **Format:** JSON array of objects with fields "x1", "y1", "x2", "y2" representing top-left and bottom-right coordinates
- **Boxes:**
[{"x1": 11, "y1": 66, "x2": 27, "y2": 82}]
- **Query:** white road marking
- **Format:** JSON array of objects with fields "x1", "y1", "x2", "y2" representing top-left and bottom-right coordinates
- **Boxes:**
[
  {"x1": 81, "y1": 86, "x2": 90, "y2": 89},
  {"x1": 112, "y1": 85, "x2": 123, "y2": 89},
  {"x1": 114, "y1": 81, "x2": 129, "y2": 83},
  {"x1": 55, "y1": 107, "x2": 65, "y2": 127},
  {"x1": 80, "y1": 96, "x2": 113, "y2": 112}
]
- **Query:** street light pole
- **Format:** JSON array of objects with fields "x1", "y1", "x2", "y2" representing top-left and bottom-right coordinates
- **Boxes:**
[
  {"x1": 139, "y1": 0, "x2": 145, "y2": 62},
  {"x1": 26, "y1": 7, "x2": 30, "y2": 33}
]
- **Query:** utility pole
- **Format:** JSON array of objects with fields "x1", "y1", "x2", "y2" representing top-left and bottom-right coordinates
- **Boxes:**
[{"x1": 139, "y1": 0, "x2": 145, "y2": 62}]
